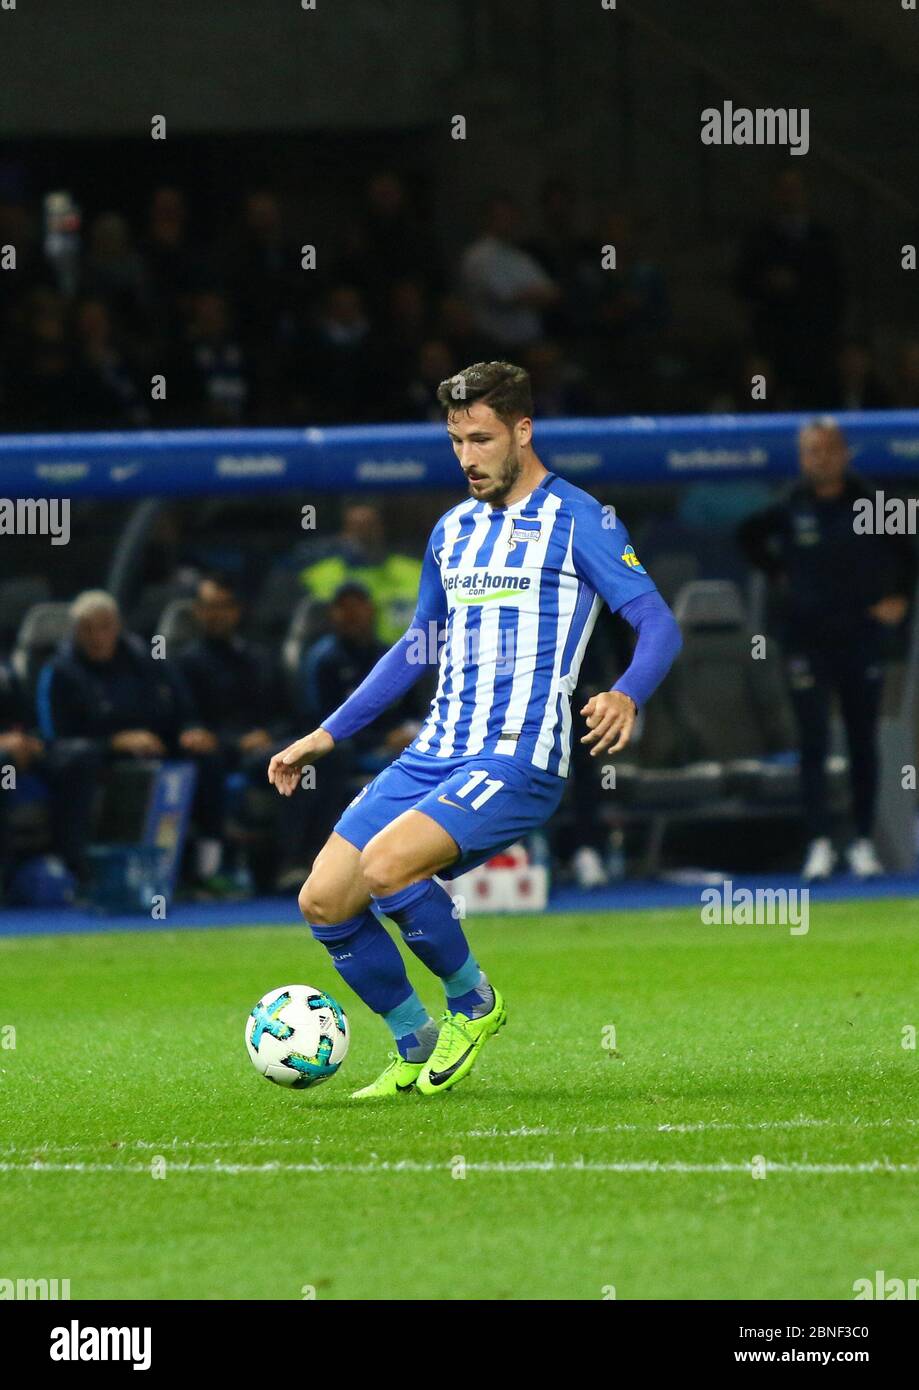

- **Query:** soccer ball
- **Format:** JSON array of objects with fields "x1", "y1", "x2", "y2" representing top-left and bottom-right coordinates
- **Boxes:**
[{"x1": 245, "y1": 985, "x2": 350, "y2": 1089}]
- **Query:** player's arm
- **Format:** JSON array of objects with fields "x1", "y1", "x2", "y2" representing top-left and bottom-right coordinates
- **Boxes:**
[
  {"x1": 268, "y1": 537, "x2": 446, "y2": 795},
  {"x1": 571, "y1": 505, "x2": 682, "y2": 756}
]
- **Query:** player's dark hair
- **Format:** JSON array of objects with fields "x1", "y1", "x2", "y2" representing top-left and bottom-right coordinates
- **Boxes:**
[{"x1": 436, "y1": 360, "x2": 533, "y2": 427}]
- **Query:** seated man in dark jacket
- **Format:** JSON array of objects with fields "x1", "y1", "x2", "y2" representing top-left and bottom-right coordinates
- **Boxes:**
[
  {"x1": 37, "y1": 589, "x2": 218, "y2": 883},
  {"x1": 0, "y1": 660, "x2": 46, "y2": 897},
  {"x1": 179, "y1": 572, "x2": 287, "y2": 761},
  {"x1": 179, "y1": 572, "x2": 293, "y2": 886}
]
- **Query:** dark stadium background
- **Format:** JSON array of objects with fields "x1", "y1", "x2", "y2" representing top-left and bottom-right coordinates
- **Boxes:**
[{"x1": 1, "y1": 0, "x2": 917, "y2": 905}]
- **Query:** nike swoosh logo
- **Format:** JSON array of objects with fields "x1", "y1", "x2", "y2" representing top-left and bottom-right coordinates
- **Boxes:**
[
  {"x1": 437, "y1": 795, "x2": 468, "y2": 811},
  {"x1": 426, "y1": 1042, "x2": 475, "y2": 1086}
]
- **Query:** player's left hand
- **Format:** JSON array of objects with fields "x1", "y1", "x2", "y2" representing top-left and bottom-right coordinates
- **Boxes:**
[{"x1": 580, "y1": 690, "x2": 637, "y2": 757}]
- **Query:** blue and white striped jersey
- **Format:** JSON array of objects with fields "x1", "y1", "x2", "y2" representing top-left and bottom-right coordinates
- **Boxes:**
[{"x1": 408, "y1": 471, "x2": 657, "y2": 777}]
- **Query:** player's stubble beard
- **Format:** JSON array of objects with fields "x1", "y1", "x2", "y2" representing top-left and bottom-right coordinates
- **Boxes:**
[{"x1": 471, "y1": 442, "x2": 522, "y2": 508}]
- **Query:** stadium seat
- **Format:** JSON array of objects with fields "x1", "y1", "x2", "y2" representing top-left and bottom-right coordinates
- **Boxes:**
[
  {"x1": 127, "y1": 579, "x2": 197, "y2": 640},
  {"x1": 281, "y1": 593, "x2": 331, "y2": 703},
  {"x1": 155, "y1": 597, "x2": 198, "y2": 655},
  {"x1": 251, "y1": 568, "x2": 309, "y2": 644},
  {"x1": 11, "y1": 601, "x2": 72, "y2": 705},
  {"x1": 669, "y1": 580, "x2": 797, "y2": 772},
  {"x1": 608, "y1": 580, "x2": 851, "y2": 873},
  {"x1": 0, "y1": 576, "x2": 51, "y2": 651}
]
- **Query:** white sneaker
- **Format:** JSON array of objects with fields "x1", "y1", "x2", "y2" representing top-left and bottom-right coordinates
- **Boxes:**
[
  {"x1": 846, "y1": 838, "x2": 883, "y2": 878},
  {"x1": 802, "y1": 837, "x2": 836, "y2": 881},
  {"x1": 572, "y1": 845, "x2": 609, "y2": 889}
]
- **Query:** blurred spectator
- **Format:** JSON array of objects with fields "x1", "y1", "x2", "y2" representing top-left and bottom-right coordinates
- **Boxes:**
[
  {"x1": 734, "y1": 170, "x2": 844, "y2": 407},
  {"x1": 387, "y1": 276, "x2": 431, "y2": 358},
  {"x1": 143, "y1": 186, "x2": 206, "y2": 341},
  {"x1": 707, "y1": 350, "x2": 793, "y2": 414},
  {"x1": 81, "y1": 212, "x2": 151, "y2": 335},
  {"x1": 572, "y1": 207, "x2": 671, "y2": 411},
  {"x1": 576, "y1": 209, "x2": 670, "y2": 337},
  {"x1": 297, "y1": 581, "x2": 422, "y2": 753},
  {"x1": 294, "y1": 502, "x2": 423, "y2": 645},
  {"x1": 1, "y1": 287, "x2": 85, "y2": 430},
  {"x1": 522, "y1": 339, "x2": 595, "y2": 417},
  {"x1": 403, "y1": 339, "x2": 457, "y2": 421},
  {"x1": 222, "y1": 190, "x2": 304, "y2": 378},
  {"x1": 169, "y1": 290, "x2": 250, "y2": 424},
  {"x1": 833, "y1": 341, "x2": 891, "y2": 411},
  {"x1": 336, "y1": 171, "x2": 437, "y2": 315},
  {"x1": 435, "y1": 292, "x2": 493, "y2": 366},
  {"x1": 460, "y1": 195, "x2": 560, "y2": 350},
  {"x1": 524, "y1": 177, "x2": 593, "y2": 337},
  {"x1": 292, "y1": 283, "x2": 378, "y2": 423},
  {"x1": 179, "y1": 573, "x2": 287, "y2": 754},
  {"x1": 525, "y1": 178, "x2": 586, "y2": 282},
  {"x1": 0, "y1": 195, "x2": 56, "y2": 334},
  {"x1": 36, "y1": 590, "x2": 218, "y2": 883},
  {"x1": 178, "y1": 572, "x2": 294, "y2": 889},
  {"x1": 72, "y1": 297, "x2": 150, "y2": 428}
]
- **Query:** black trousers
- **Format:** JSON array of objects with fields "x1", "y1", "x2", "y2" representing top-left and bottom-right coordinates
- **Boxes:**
[{"x1": 785, "y1": 640, "x2": 883, "y2": 841}]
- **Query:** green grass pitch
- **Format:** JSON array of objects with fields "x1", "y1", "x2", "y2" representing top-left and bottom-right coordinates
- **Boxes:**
[{"x1": 1, "y1": 899, "x2": 917, "y2": 1300}]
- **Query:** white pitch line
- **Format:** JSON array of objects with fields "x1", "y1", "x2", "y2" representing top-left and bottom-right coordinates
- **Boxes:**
[
  {"x1": 3, "y1": 1116, "x2": 917, "y2": 1159},
  {"x1": 2, "y1": 1159, "x2": 919, "y2": 1176},
  {"x1": 467, "y1": 1118, "x2": 919, "y2": 1138}
]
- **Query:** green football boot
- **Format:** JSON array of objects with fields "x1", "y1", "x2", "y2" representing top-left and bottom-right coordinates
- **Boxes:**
[
  {"x1": 349, "y1": 1054, "x2": 423, "y2": 1100},
  {"x1": 416, "y1": 988, "x2": 507, "y2": 1096}
]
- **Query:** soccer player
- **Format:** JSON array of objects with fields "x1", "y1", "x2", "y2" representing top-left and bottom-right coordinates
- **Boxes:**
[{"x1": 268, "y1": 361, "x2": 682, "y2": 1098}]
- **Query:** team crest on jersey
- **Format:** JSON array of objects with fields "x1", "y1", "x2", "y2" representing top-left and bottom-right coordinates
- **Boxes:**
[
  {"x1": 508, "y1": 521, "x2": 541, "y2": 551},
  {"x1": 620, "y1": 544, "x2": 646, "y2": 572}
]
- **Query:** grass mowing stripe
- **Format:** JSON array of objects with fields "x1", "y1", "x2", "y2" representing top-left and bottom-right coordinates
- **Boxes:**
[
  {"x1": 4, "y1": 1158, "x2": 919, "y2": 1175},
  {"x1": 3, "y1": 1115, "x2": 919, "y2": 1157}
]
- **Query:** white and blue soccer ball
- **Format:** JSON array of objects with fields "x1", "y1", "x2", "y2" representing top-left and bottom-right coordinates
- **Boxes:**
[{"x1": 245, "y1": 984, "x2": 350, "y2": 1089}]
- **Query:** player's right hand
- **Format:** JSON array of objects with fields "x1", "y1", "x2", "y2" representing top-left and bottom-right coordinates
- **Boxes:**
[{"x1": 267, "y1": 728, "x2": 335, "y2": 796}]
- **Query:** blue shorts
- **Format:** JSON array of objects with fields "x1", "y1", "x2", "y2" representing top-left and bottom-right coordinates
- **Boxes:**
[{"x1": 333, "y1": 745, "x2": 565, "y2": 880}]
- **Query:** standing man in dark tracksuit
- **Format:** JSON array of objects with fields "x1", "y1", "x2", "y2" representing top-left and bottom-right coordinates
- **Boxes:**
[{"x1": 738, "y1": 418, "x2": 917, "y2": 880}]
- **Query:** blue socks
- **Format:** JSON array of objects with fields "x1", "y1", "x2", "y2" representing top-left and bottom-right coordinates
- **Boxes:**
[
  {"x1": 374, "y1": 879, "x2": 495, "y2": 1019},
  {"x1": 308, "y1": 879, "x2": 495, "y2": 1062},
  {"x1": 308, "y1": 909, "x2": 412, "y2": 1015},
  {"x1": 374, "y1": 879, "x2": 471, "y2": 976},
  {"x1": 308, "y1": 908, "x2": 438, "y2": 1061}
]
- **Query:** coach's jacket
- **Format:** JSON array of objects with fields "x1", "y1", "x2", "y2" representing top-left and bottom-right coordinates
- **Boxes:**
[{"x1": 37, "y1": 632, "x2": 197, "y2": 752}]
